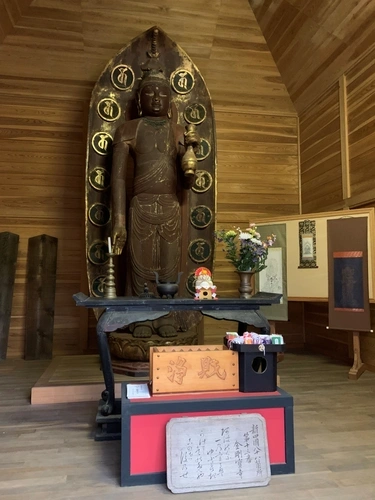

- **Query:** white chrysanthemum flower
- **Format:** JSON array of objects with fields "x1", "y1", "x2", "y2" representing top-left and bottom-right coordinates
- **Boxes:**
[
  {"x1": 239, "y1": 232, "x2": 252, "y2": 240},
  {"x1": 251, "y1": 237, "x2": 262, "y2": 245}
]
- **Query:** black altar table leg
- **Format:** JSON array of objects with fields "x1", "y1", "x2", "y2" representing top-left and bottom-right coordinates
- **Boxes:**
[{"x1": 97, "y1": 312, "x2": 115, "y2": 416}]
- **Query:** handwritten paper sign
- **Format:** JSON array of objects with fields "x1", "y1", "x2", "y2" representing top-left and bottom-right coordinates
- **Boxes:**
[
  {"x1": 166, "y1": 413, "x2": 271, "y2": 493},
  {"x1": 126, "y1": 383, "x2": 150, "y2": 399}
]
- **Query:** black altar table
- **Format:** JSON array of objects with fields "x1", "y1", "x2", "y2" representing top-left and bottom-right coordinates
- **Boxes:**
[{"x1": 73, "y1": 292, "x2": 282, "y2": 416}]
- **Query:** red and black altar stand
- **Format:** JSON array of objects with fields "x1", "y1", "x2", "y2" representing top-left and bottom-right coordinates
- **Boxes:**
[
  {"x1": 73, "y1": 292, "x2": 295, "y2": 487},
  {"x1": 121, "y1": 386, "x2": 295, "y2": 486}
]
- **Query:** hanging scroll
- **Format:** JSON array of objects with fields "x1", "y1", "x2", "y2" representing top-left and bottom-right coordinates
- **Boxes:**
[{"x1": 327, "y1": 217, "x2": 370, "y2": 331}]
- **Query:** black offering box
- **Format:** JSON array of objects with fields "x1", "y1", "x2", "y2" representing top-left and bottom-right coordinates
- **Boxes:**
[{"x1": 228, "y1": 341, "x2": 285, "y2": 393}]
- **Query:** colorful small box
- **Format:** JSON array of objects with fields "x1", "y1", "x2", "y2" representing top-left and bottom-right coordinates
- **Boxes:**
[{"x1": 271, "y1": 334, "x2": 284, "y2": 345}]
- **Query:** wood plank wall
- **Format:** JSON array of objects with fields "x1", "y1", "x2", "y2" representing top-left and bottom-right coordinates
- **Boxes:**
[
  {"x1": 250, "y1": 0, "x2": 375, "y2": 366},
  {"x1": 214, "y1": 112, "x2": 299, "y2": 295},
  {"x1": 299, "y1": 44, "x2": 375, "y2": 365},
  {"x1": 206, "y1": 111, "x2": 300, "y2": 348},
  {"x1": 0, "y1": 94, "x2": 89, "y2": 357},
  {"x1": 0, "y1": 0, "x2": 299, "y2": 358},
  {"x1": 299, "y1": 84, "x2": 342, "y2": 213},
  {"x1": 347, "y1": 51, "x2": 375, "y2": 204}
]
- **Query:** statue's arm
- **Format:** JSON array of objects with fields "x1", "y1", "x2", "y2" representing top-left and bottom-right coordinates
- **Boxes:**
[{"x1": 111, "y1": 128, "x2": 129, "y2": 255}]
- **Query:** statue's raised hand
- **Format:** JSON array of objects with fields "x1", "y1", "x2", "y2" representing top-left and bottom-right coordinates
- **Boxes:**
[
  {"x1": 184, "y1": 123, "x2": 200, "y2": 148},
  {"x1": 113, "y1": 225, "x2": 127, "y2": 255}
]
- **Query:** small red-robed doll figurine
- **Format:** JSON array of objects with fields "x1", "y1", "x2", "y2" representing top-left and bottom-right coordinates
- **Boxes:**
[{"x1": 194, "y1": 267, "x2": 217, "y2": 300}]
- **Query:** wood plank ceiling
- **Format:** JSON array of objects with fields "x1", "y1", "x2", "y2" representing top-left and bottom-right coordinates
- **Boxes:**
[
  {"x1": 5, "y1": 0, "x2": 375, "y2": 114},
  {"x1": 249, "y1": 0, "x2": 375, "y2": 113},
  {"x1": 0, "y1": 1, "x2": 32, "y2": 43}
]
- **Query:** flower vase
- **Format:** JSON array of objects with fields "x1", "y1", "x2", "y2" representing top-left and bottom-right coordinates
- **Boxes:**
[{"x1": 237, "y1": 271, "x2": 255, "y2": 299}]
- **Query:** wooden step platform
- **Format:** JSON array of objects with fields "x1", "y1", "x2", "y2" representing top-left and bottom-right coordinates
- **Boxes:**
[{"x1": 31, "y1": 355, "x2": 148, "y2": 405}]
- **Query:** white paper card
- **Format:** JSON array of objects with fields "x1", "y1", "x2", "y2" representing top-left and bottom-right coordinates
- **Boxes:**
[{"x1": 126, "y1": 383, "x2": 150, "y2": 399}]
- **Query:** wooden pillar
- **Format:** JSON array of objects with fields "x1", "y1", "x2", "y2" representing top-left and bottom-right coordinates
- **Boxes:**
[
  {"x1": 0, "y1": 232, "x2": 19, "y2": 360},
  {"x1": 25, "y1": 234, "x2": 58, "y2": 360}
]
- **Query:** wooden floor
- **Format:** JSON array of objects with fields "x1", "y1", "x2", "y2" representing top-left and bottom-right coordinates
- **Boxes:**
[
  {"x1": 30, "y1": 355, "x2": 148, "y2": 405},
  {"x1": 1, "y1": 353, "x2": 375, "y2": 499}
]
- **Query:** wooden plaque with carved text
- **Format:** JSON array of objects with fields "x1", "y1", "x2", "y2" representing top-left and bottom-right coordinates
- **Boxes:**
[{"x1": 150, "y1": 345, "x2": 238, "y2": 394}]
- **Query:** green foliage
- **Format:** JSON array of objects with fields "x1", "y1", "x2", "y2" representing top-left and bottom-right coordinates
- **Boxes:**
[{"x1": 216, "y1": 224, "x2": 276, "y2": 273}]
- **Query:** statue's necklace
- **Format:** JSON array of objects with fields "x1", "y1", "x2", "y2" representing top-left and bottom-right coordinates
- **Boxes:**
[
  {"x1": 143, "y1": 118, "x2": 167, "y2": 128},
  {"x1": 142, "y1": 118, "x2": 170, "y2": 151}
]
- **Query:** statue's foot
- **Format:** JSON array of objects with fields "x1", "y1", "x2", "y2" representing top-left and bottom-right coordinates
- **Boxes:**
[
  {"x1": 157, "y1": 325, "x2": 178, "y2": 338},
  {"x1": 132, "y1": 325, "x2": 153, "y2": 338}
]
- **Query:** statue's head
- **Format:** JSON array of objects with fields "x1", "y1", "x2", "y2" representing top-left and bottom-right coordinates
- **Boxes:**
[{"x1": 138, "y1": 69, "x2": 171, "y2": 118}]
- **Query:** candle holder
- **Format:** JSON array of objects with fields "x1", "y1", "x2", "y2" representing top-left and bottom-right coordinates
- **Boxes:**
[{"x1": 104, "y1": 252, "x2": 117, "y2": 299}]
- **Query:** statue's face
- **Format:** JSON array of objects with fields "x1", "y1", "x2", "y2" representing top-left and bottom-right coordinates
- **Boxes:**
[{"x1": 139, "y1": 83, "x2": 170, "y2": 117}]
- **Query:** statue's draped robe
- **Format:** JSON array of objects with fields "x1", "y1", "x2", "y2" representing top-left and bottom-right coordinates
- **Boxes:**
[{"x1": 114, "y1": 118, "x2": 183, "y2": 297}]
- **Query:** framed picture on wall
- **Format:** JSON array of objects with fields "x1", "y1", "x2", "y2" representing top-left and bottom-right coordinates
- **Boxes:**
[
  {"x1": 298, "y1": 220, "x2": 318, "y2": 268},
  {"x1": 256, "y1": 223, "x2": 288, "y2": 321}
]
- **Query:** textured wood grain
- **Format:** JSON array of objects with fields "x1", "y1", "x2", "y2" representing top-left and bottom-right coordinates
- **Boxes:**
[
  {"x1": 0, "y1": 86, "x2": 88, "y2": 358},
  {"x1": 346, "y1": 45, "x2": 375, "y2": 201},
  {"x1": 25, "y1": 234, "x2": 58, "y2": 360},
  {"x1": 3, "y1": 353, "x2": 375, "y2": 498},
  {"x1": 0, "y1": 0, "x2": 298, "y2": 358},
  {"x1": 0, "y1": 232, "x2": 19, "y2": 359},
  {"x1": 292, "y1": 5, "x2": 375, "y2": 365},
  {"x1": 249, "y1": 0, "x2": 375, "y2": 114},
  {"x1": 150, "y1": 346, "x2": 238, "y2": 394},
  {"x1": 299, "y1": 83, "x2": 342, "y2": 212},
  {"x1": 30, "y1": 355, "x2": 133, "y2": 404},
  {"x1": 0, "y1": 0, "x2": 32, "y2": 43}
]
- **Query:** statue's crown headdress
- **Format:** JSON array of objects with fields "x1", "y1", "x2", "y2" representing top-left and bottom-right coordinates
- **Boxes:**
[
  {"x1": 139, "y1": 68, "x2": 169, "y2": 90},
  {"x1": 139, "y1": 27, "x2": 169, "y2": 91}
]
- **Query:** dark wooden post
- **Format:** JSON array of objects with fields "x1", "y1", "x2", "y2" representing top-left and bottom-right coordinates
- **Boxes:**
[
  {"x1": 0, "y1": 232, "x2": 19, "y2": 360},
  {"x1": 25, "y1": 234, "x2": 58, "y2": 360}
]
